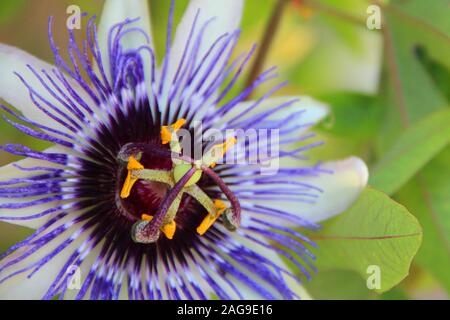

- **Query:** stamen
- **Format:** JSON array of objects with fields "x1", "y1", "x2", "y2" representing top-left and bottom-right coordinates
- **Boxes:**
[
  {"x1": 197, "y1": 199, "x2": 226, "y2": 235},
  {"x1": 139, "y1": 169, "x2": 174, "y2": 185},
  {"x1": 162, "y1": 220, "x2": 176, "y2": 240},
  {"x1": 120, "y1": 155, "x2": 144, "y2": 198},
  {"x1": 160, "y1": 118, "x2": 186, "y2": 145},
  {"x1": 202, "y1": 166, "x2": 241, "y2": 230},
  {"x1": 132, "y1": 166, "x2": 197, "y2": 243},
  {"x1": 203, "y1": 137, "x2": 237, "y2": 168},
  {"x1": 117, "y1": 142, "x2": 242, "y2": 242},
  {"x1": 185, "y1": 184, "x2": 217, "y2": 217},
  {"x1": 141, "y1": 214, "x2": 153, "y2": 221},
  {"x1": 141, "y1": 214, "x2": 177, "y2": 240}
]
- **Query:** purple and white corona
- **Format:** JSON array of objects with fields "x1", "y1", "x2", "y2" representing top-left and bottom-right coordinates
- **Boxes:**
[{"x1": 0, "y1": 0, "x2": 367, "y2": 300}]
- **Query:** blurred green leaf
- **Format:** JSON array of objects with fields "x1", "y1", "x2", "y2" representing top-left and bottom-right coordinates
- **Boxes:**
[
  {"x1": 376, "y1": 3, "x2": 449, "y2": 152},
  {"x1": 379, "y1": 287, "x2": 410, "y2": 300},
  {"x1": 149, "y1": 0, "x2": 189, "y2": 64},
  {"x1": 0, "y1": 222, "x2": 33, "y2": 255},
  {"x1": 307, "y1": 188, "x2": 422, "y2": 293},
  {"x1": 308, "y1": 0, "x2": 369, "y2": 51},
  {"x1": 286, "y1": 0, "x2": 382, "y2": 95},
  {"x1": 0, "y1": 0, "x2": 25, "y2": 24},
  {"x1": 390, "y1": 0, "x2": 450, "y2": 39},
  {"x1": 415, "y1": 45, "x2": 450, "y2": 102},
  {"x1": 318, "y1": 92, "x2": 381, "y2": 138},
  {"x1": 241, "y1": 0, "x2": 275, "y2": 30},
  {"x1": 305, "y1": 269, "x2": 376, "y2": 300},
  {"x1": 387, "y1": 1, "x2": 450, "y2": 75},
  {"x1": 396, "y1": 148, "x2": 450, "y2": 293},
  {"x1": 370, "y1": 109, "x2": 450, "y2": 195},
  {"x1": 371, "y1": 0, "x2": 450, "y2": 296}
]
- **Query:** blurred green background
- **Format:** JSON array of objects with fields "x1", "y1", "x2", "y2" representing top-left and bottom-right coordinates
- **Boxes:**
[{"x1": 0, "y1": 0, "x2": 449, "y2": 300}]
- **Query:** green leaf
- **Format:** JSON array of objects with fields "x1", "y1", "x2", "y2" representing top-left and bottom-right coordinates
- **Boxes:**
[
  {"x1": 309, "y1": 92, "x2": 382, "y2": 162},
  {"x1": 149, "y1": 0, "x2": 189, "y2": 64},
  {"x1": 376, "y1": 3, "x2": 449, "y2": 152},
  {"x1": 415, "y1": 45, "x2": 450, "y2": 101},
  {"x1": 0, "y1": 0, "x2": 25, "y2": 24},
  {"x1": 307, "y1": 188, "x2": 422, "y2": 293},
  {"x1": 304, "y1": 270, "x2": 376, "y2": 300},
  {"x1": 372, "y1": 1, "x2": 450, "y2": 295},
  {"x1": 370, "y1": 109, "x2": 450, "y2": 195},
  {"x1": 386, "y1": 1, "x2": 450, "y2": 85},
  {"x1": 395, "y1": 148, "x2": 450, "y2": 293},
  {"x1": 317, "y1": 92, "x2": 381, "y2": 138},
  {"x1": 390, "y1": 0, "x2": 450, "y2": 41}
]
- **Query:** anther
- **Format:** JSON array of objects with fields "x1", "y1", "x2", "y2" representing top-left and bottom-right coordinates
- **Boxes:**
[
  {"x1": 197, "y1": 199, "x2": 227, "y2": 235},
  {"x1": 160, "y1": 119, "x2": 186, "y2": 145},
  {"x1": 120, "y1": 155, "x2": 144, "y2": 199},
  {"x1": 139, "y1": 214, "x2": 177, "y2": 240},
  {"x1": 132, "y1": 166, "x2": 197, "y2": 243},
  {"x1": 201, "y1": 166, "x2": 241, "y2": 229},
  {"x1": 203, "y1": 137, "x2": 237, "y2": 168}
]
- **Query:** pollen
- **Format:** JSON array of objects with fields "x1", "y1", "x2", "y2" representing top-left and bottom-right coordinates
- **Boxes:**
[
  {"x1": 141, "y1": 214, "x2": 176, "y2": 239},
  {"x1": 160, "y1": 118, "x2": 186, "y2": 145},
  {"x1": 196, "y1": 199, "x2": 227, "y2": 236},
  {"x1": 120, "y1": 155, "x2": 144, "y2": 199}
]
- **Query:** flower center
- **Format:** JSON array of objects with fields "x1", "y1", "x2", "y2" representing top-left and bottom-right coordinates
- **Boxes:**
[{"x1": 116, "y1": 120, "x2": 241, "y2": 244}]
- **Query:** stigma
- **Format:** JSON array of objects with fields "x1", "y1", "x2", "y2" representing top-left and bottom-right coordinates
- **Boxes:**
[{"x1": 119, "y1": 119, "x2": 241, "y2": 244}]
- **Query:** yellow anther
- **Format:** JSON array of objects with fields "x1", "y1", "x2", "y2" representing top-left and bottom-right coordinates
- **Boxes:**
[
  {"x1": 160, "y1": 119, "x2": 186, "y2": 144},
  {"x1": 209, "y1": 137, "x2": 237, "y2": 168},
  {"x1": 140, "y1": 214, "x2": 177, "y2": 239},
  {"x1": 127, "y1": 156, "x2": 144, "y2": 170},
  {"x1": 120, "y1": 156, "x2": 144, "y2": 199},
  {"x1": 197, "y1": 200, "x2": 227, "y2": 236},
  {"x1": 161, "y1": 220, "x2": 177, "y2": 240},
  {"x1": 141, "y1": 214, "x2": 153, "y2": 221},
  {"x1": 214, "y1": 199, "x2": 227, "y2": 211}
]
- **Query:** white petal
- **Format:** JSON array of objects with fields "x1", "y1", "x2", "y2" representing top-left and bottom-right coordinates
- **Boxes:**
[
  {"x1": 0, "y1": 216, "x2": 99, "y2": 299},
  {"x1": 302, "y1": 157, "x2": 368, "y2": 223},
  {"x1": 235, "y1": 260, "x2": 312, "y2": 300},
  {"x1": 206, "y1": 96, "x2": 328, "y2": 174},
  {"x1": 221, "y1": 230, "x2": 312, "y2": 299},
  {"x1": 238, "y1": 255, "x2": 312, "y2": 299},
  {"x1": 172, "y1": 0, "x2": 244, "y2": 58},
  {"x1": 215, "y1": 95, "x2": 329, "y2": 131},
  {"x1": 0, "y1": 44, "x2": 80, "y2": 132},
  {"x1": 169, "y1": 0, "x2": 244, "y2": 72},
  {"x1": 235, "y1": 157, "x2": 368, "y2": 226},
  {"x1": 98, "y1": 0, "x2": 153, "y2": 80},
  {"x1": 160, "y1": 0, "x2": 244, "y2": 109},
  {"x1": 0, "y1": 147, "x2": 67, "y2": 229}
]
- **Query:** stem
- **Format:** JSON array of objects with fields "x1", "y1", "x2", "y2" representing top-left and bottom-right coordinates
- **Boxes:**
[{"x1": 244, "y1": 0, "x2": 289, "y2": 97}]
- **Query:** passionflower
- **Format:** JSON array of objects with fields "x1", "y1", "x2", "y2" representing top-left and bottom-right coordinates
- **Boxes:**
[{"x1": 0, "y1": 0, "x2": 368, "y2": 300}]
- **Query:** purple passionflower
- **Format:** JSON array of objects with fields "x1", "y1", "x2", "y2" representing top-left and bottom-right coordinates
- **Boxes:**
[{"x1": 0, "y1": 0, "x2": 368, "y2": 300}]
